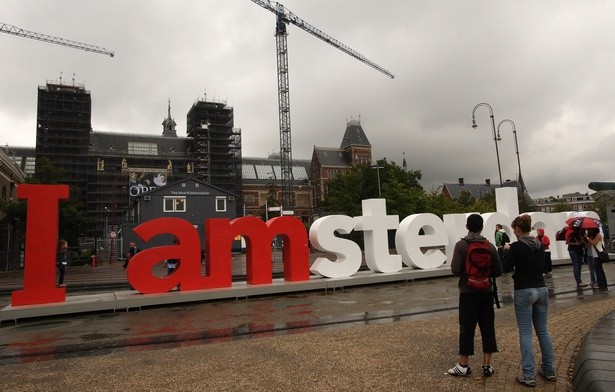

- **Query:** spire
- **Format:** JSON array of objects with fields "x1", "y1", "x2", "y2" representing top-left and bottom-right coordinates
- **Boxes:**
[
  {"x1": 402, "y1": 152, "x2": 407, "y2": 171},
  {"x1": 162, "y1": 99, "x2": 178, "y2": 137}
]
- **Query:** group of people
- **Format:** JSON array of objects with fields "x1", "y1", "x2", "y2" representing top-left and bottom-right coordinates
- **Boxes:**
[
  {"x1": 566, "y1": 226, "x2": 609, "y2": 290},
  {"x1": 448, "y1": 214, "x2": 610, "y2": 387},
  {"x1": 447, "y1": 214, "x2": 558, "y2": 387}
]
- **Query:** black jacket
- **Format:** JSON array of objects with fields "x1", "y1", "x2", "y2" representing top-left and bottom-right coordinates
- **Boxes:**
[{"x1": 502, "y1": 236, "x2": 546, "y2": 290}]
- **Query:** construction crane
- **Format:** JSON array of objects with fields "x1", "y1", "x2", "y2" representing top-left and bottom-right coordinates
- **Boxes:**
[
  {"x1": 250, "y1": 1, "x2": 394, "y2": 211},
  {"x1": 1, "y1": 22, "x2": 114, "y2": 57}
]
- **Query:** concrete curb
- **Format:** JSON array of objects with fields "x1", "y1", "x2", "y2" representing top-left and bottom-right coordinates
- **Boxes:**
[{"x1": 573, "y1": 309, "x2": 615, "y2": 391}]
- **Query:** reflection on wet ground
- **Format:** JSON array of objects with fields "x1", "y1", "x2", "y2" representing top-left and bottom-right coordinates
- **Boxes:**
[{"x1": 1, "y1": 263, "x2": 613, "y2": 364}]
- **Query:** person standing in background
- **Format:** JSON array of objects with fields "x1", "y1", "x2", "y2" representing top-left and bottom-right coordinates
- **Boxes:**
[
  {"x1": 566, "y1": 229, "x2": 587, "y2": 288},
  {"x1": 57, "y1": 239, "x2": 68, "y2": 287},
  {"x1": 536, "y1": 229, "x2": 552, "y2": 275},
  {"x1": 124, "y1": 241, "x2": 140, "y2": 270},
  {"x1": 495, "y1": 224, "x2": 510, "y2": 259},
  {"x1": 585, "y1": 228, "x2": 608, "y2": 291}
]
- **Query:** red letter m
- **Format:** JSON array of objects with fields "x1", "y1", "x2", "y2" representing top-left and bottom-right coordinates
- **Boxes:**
[{"x1": 206, "y1": 216, "x2": 309, "y2": 285}]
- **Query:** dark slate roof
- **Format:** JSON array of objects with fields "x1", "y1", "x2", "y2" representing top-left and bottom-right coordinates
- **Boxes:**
[
  {"x1": 242, "y1": 156, "x2": 310, "y2": 186},
  {"x1": 340, "y1": 120, "x2": 371, "y2": 149},
  {"x1": 443, "y1": 180, "x2": 522, "y2": 200},
  {"x1": 313, "y1": 147, "x2": 348, "y2": 167}
]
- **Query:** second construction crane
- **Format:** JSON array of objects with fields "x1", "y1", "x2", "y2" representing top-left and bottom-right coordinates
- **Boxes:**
[
  {"x1": 250, "y1": 1, "x2": 394, "y2": 211},
  {"x1": 1, "y1": 22, "x2": 114, "y2": 57}
]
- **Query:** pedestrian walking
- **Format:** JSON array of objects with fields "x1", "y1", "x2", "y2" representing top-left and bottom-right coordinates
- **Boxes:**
[
  {"x1": 57, "y1": 239, "x2": 68, "y2": 287},
  {"x1": 447, "y1": 214, "x2": 503, "y2": 377},
  {"x1": 503, "y1": 214, "x2": 556, "y2": 387}
]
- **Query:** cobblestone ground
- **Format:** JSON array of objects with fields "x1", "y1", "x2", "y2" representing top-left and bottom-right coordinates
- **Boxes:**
[{"x1": 0, "y1": 292, "x2": 613, "y2": 391}]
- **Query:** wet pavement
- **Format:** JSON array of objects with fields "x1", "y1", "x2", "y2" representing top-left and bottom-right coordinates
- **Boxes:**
[{"x1": 1, "y1": 258, "x2": 614, "y2": 391}]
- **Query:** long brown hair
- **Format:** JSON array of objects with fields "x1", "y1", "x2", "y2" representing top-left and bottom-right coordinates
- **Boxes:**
[{"x1": 511, "y1": 214, "x2": 532, "y2": 234}]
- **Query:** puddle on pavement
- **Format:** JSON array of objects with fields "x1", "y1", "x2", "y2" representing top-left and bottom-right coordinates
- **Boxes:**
[{"x1": 12, "y1": 320, "x2": 72, "y2": 332}]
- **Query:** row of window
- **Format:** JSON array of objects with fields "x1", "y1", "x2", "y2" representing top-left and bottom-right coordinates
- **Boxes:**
[{"x1": 162, "y1": 196, "x2": 227, "y2": 213}]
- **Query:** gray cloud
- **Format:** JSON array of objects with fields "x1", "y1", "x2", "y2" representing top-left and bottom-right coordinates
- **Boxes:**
[{"x1": 2, "y1": 0, "x2": 614, "y2": 199}]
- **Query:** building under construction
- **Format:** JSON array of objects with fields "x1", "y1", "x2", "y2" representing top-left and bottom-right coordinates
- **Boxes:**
[
  {"x1": 36, "y1": 81, "x2": 93, "y2": 206},
  {"x1": 28, "y1": 80, "x2": 243, "y2": 238},
  {"x1": 186, "y1": 100, "x2": 242, "y2": 199}
]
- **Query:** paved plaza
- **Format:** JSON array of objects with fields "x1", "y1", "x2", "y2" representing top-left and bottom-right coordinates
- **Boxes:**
[{"x1": 0, "y1": 258, "x2": 614, "y2": 391}]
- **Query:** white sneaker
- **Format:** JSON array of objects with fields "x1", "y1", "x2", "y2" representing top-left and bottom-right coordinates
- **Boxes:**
[{"x1": 447, "y1": 363, "x2": 471, "y2": 376}]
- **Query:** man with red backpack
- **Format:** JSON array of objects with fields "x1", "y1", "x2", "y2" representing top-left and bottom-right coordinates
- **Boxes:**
[{"x1": 447, "y1": 214, "x2": 503, "y2": 378}]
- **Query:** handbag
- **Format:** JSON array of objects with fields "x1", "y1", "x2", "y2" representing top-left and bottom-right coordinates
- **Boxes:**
[{"x1": 593, "y1": 244, "x2": 609, "y2": 262}]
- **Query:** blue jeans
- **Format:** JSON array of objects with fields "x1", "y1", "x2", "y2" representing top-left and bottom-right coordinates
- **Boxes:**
[
  {"x1": 569, "y1": 249, "x2": 584, "y2": 285},
  {"x1": 513, "y1": 287, "x2": 555, "y2": 378}
]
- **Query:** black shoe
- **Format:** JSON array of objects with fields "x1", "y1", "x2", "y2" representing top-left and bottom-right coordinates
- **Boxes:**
[
  {"x1": 538, "y1": 369, "x2": 556, "y2": 381},
  {"x1": 482, "y1": 365, "x2": 495, "y2": 377}
]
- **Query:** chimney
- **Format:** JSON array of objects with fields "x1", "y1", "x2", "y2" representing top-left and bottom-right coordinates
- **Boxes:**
[
  {"x1": 458, "y1": 177, "x2": 464, "y2": 186},
  {"x1": 485, "y1": 179, "x2": 491, "y2": 186}
]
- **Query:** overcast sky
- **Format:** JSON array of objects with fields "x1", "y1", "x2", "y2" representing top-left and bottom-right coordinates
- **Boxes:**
[{"x1": 1, "y1": 0, "x2": 614, "y2": 199}]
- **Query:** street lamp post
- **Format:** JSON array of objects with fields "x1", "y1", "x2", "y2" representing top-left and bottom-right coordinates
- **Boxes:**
[
  {"x1": 497, "y1": 119, "x2": 525, "y2": 193},
  {"x1": 472, "y1": 103, "x2": 503, "y2": 187},
  {"x1": 372, "y1": 165, "x2": 383, "y2": 197}
]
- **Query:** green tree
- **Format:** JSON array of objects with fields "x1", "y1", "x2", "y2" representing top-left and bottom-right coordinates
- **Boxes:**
[
  {"x1": 0, "y1": 157, "x2": 94, "y2": 248},
  {"x1": 424, "y1": 190, "x2": 462, "y2": 217},
  {"x1": 458, "y1": 190, "x2": 475, "y2": 207},
  {"x1": 320, "y1": 159, "x2": 423, "y2": 218},
  {"x1": 259, "y1": 176, "x2": 281, "y2": 220}
]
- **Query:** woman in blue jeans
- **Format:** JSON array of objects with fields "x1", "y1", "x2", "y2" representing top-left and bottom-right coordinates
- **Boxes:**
[{"x1": 503, "y1": 215, "x2": 556, "y2": 387}]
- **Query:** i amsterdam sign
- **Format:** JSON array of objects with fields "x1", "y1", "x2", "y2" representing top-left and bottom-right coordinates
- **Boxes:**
[{"x1": 11, "y1": 185, "x2": 590, "y2": 307}]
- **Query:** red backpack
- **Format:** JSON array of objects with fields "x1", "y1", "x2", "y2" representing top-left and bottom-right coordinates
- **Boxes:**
[{"x1": 465, "y1": 240, "x2": 493, "y2": 290}]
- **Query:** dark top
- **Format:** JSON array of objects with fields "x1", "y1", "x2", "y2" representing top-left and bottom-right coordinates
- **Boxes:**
[
  {"x1": 451, "y1": 232, "x2": 503, "y2": 293},
  {"x1": 567, "y1": 230, "x2": 584, "y2": 253},
  {"x1": 502, "y1": 236, "x2": 546, "y2": 290},
  {"x1": 128, "y1": 246, "x2": 140, "y2": 258},
  {"x1": 56, "y1": 251, "x2": 67, "y2": 266}
]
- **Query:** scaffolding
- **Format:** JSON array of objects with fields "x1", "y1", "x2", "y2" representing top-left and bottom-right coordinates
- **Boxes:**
[
  {"x1": 36, "y1": 81, "x2": 92, "y2": 206},
  {"x1": 186, "y1": 99, "x2": 242, "y2": 203}
]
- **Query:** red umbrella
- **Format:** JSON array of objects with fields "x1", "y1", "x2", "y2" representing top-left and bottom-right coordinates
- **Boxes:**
[
  {"x1": 565, "y1": 216, "x2": 601, "y2": 229},
  {"x1": 555, "y1": 226, "x2": 573, "y2": 241}
]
